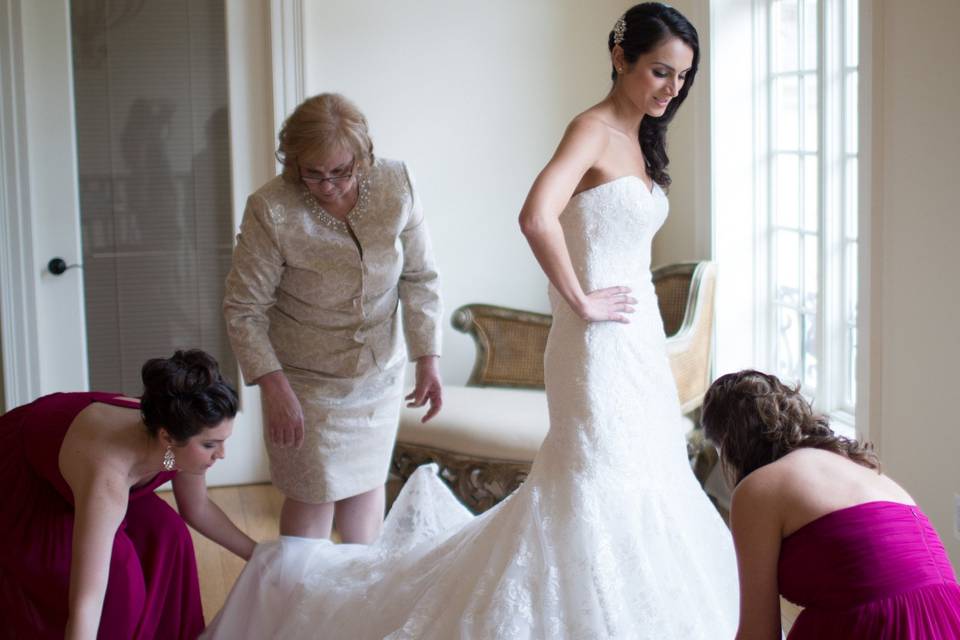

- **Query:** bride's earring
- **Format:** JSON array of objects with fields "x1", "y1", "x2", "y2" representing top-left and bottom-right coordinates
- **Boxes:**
[{"x1": 162, "y1": 445, "x2": 176, "y2": 471}]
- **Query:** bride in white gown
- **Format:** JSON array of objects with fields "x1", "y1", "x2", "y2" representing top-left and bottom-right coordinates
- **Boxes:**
[{"x1": 203, "y1": 3, "x2": 738, "y2": 638}]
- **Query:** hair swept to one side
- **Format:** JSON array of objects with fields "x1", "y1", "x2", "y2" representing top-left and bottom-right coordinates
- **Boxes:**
[
  {"x1": 702, "y1": 369, "x2": 879, "y2": 485},
  {"x1": 607, "y1": 2, "x2": 700, "y2": 189}
]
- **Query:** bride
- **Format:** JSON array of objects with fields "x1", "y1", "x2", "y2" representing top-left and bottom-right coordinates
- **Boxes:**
[{"x1": 203, "y1": 3, "x2": 739, "y2": 638}]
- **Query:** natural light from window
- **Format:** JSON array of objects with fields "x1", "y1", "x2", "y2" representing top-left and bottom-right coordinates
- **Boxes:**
[
  {"x1": 712, "y1": 0, "x2": 859, "y2": 431},
  {"x1": 767, "y1": 0, "x2": 858, "y2": 423}
]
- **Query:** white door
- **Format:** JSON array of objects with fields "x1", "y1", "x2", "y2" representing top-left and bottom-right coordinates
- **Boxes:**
[{"x1": 3, "y1": 0, "x2": 276, "y2": 486}]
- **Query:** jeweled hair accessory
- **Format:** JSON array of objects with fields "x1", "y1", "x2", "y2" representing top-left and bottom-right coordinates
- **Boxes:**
[{"x1": 613, "y1": 15, "x2": 627, "y2": 45}]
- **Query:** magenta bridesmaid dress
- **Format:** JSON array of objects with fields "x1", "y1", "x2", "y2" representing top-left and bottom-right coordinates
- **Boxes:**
[
  {"x1": 0, "y1": 392, "x2": 204, "y2": 639},
  {"x1": 780, "y1": 500, "x2": 960, "y2": 639}
]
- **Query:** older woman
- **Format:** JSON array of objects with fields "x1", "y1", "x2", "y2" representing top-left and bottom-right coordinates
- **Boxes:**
[
  {"x1": 224, "y1": 93, "x2": 442, "y2": 543},
  {"x1": 703, "y1": 370, "x2": 960, "y2": 639}
]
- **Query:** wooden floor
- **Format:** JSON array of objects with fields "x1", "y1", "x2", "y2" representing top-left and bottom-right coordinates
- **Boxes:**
[
  {"x1": 160, "y1": 483, "x2": 802, "y2": 632},
  {"x1": 158, "y1": 484, "x2": 285, "y2": 622}
]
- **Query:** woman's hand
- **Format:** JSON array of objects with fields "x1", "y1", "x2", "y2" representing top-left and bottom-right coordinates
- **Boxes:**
[
  {"x1": 257, "y1": 371, "x2": 304, "y2": 448},
  {"x1": 406, "y1": 355, "x2": 442, "y2": 422},
  {"x1": 574, "y1": 286, "x2": 637, "y2": 323}
]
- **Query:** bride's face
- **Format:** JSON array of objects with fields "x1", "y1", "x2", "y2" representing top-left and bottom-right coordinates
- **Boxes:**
[{"x1": 614, "y1": 36, "x2": 694, "y2": 118}]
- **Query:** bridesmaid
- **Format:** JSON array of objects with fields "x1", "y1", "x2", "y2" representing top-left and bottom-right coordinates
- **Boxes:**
[
  {"x1": 0, "y1": 349, "x2": 254, "y2": 640},
  {"x1": 702, "y1": 369, "x2": 960, "y2": 639}
]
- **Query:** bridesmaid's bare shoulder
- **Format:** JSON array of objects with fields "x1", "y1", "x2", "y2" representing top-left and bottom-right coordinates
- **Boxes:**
[{"x1": 59, "y1": 401, "x2": 142, "y2": 490}]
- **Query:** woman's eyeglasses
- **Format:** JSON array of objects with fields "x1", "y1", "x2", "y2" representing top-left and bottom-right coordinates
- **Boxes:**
[{"x1": 300, "y1": 162, "x2": 355, "y2": 185}]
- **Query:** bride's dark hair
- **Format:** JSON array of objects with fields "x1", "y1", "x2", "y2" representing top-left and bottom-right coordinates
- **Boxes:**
[
  {"x1": 608, "y1": 2, "x2": 699, "y2": 188},
  {"x1": 702, "y1": 370, "x2": 879, "y2": 486}
]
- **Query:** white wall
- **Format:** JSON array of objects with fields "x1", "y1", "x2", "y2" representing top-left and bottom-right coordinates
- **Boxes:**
[
  {"x1": 302, "y1": 0, "x2": 692, "y2": 384},
  {"x1": 865, "y1": 0, "x2": 960, "y2": 570}
]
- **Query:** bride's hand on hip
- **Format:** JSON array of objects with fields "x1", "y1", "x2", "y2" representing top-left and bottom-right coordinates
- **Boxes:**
[{"x1": 574, "y1": 286, "x2": 637, "y2": 323}]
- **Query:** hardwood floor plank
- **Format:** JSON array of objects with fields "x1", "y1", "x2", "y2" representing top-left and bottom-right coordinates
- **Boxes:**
[{"x1": 239, "y1": 484, "x2": 283, "y2": 541}]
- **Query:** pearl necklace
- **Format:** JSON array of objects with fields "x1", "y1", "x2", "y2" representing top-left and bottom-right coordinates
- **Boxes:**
[{"x1": 302, "y1": 174, "x2": 371, "y2": 232}]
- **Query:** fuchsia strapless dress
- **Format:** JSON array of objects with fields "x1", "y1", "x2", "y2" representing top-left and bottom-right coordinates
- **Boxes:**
[
  {"x1": 0, "y1": 392, "x2": 204, "y2": 639},
  {"x1": 780, "y1": 500, "x2": 960, "y2": 639}
]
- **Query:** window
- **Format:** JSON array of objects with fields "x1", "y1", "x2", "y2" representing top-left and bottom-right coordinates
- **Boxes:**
[
  {"x1": 766, "y1": 0, "x2": 858, "y2": 421},
  {"x1": 712, "y1": 0, "x2": 859, "y2": 427},
  {"x1": 768, "y1": 0, "x2": 820, "y2": 394}
]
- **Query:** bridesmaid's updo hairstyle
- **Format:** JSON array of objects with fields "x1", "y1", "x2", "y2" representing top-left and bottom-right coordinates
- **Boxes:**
[
  {"x1": 702, "y1": 370, "x2": 879, "y2": 486},
  {"x1": 608, "y1": 2, "x2": 700, "y2": 188},
  {"x1": 140, "y1": 349, "x2": 239, "y2": 443},
  {"x1": 276, "y1": 93, "x2": 375, "y2": 184}
]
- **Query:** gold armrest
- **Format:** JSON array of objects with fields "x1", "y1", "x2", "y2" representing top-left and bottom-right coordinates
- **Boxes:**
[{"x1": 655, "y1": 262, "x2": 718, "y2": 414}]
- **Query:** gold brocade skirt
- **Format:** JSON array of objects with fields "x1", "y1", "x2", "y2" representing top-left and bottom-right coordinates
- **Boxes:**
[{"x1": 265, "y1": 350, "x2": 405, "y2": 503}]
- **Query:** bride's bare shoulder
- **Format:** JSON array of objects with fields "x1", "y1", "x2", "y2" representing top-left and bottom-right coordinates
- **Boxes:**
[
  {"x1": 566, "y1": 111, "x2": 612, "y2": 138},
  {"x1": 554, "y1": 114, "x2": 613, "y2": 164}
]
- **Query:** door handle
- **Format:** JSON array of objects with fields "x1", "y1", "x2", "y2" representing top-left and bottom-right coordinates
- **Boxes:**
[{"x1": 47, "y1": 257, "x2": 82, "y2": 275}]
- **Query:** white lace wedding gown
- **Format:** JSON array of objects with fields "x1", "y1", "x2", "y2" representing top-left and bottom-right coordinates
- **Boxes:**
[{"x1": 203, "y1": 176, "x2": 739, "y2": 639}]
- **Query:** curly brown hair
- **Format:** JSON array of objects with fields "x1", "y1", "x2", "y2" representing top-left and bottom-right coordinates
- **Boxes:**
[{"x1": 701, "y1": 370, "x2": 878, "y2": 486}]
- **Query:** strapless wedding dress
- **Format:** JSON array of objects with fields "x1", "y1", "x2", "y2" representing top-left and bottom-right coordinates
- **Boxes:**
[{"x1": 202, "y1": 176, "x2": 739, "y2": 639}]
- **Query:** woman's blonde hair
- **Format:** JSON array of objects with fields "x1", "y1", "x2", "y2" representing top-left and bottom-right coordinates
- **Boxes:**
[{"x1": 276, "y1": 93, "x2": 374, "y2": 183}]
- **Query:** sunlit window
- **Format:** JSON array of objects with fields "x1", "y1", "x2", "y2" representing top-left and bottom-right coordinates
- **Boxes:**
[{"x1": 766, "y1": 0, "x2": 858, "y2": 419}]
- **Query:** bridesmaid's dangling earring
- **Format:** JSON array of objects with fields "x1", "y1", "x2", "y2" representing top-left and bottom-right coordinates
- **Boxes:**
[{"x1": 162, "y1": 446, "x2": 176, "y2": 471}]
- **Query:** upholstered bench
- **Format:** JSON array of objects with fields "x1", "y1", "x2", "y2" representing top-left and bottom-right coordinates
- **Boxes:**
[{"x1": 389, "y1": 261, "x2": 720, "y2": 514}]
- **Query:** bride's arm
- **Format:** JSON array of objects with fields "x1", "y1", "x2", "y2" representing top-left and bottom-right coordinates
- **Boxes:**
[
  {"x1": 173, "y1": 472, "x2": 256, "y2": 560},
  {"x1": 518, "y1": 117, "x2": 636, "y2": 323}
]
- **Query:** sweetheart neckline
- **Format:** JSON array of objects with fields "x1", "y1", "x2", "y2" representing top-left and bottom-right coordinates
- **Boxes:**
[{"x1": 571, "y1": 174, "x2": 659, "y2": 200}]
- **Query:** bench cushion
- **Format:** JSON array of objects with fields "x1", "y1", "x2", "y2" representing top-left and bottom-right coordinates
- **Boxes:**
[
  {"x1": 398, "y1": 386, "x2": 549, "y2": 462},
  {"x1": 398, "y1": 385, "x2": 696, "y2": 463}
]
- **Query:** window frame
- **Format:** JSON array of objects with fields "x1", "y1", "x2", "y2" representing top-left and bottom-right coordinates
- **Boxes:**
[
  {"x1": 708, "y1": 0, "x2": 873, "y2": 437},
  {"x1": 758, "y1": 0, "x2": 859, "y2": 430}
]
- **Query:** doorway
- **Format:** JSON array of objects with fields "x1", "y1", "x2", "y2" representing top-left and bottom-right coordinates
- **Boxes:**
[{"x1": 1, "y1": 0, "x2": 276, "y2": 485}]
